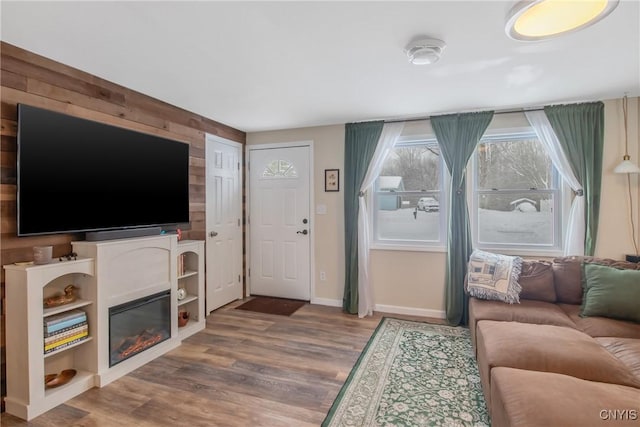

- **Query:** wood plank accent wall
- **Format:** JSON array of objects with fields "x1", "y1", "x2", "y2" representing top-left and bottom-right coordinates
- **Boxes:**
[{"x1": 0, "y1": 42, "x2": 246, "y2": 409}]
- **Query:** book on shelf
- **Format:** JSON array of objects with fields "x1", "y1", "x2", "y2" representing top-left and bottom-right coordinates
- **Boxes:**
[
  {"x1": 44, "y1": 323, "x2": 88, "y2": 344},
  {"x1": 44, "y1": 313, "x2": 87, "y2": 334},
  {"x1": 44, "y1": 309, "x2": 86, "y2": 326},
  {"x1": 178, "y1": 253, "x2": 185, "y2": 276},
  {"x1": 44, "y1": 335, "x2": 89, "y2": 354},
  {"x1": 44, "y1": 320, "x2": 89, "y2": 338},
  {"x1": 44, "y1": 331, "x2": 89, "y2": 354}
]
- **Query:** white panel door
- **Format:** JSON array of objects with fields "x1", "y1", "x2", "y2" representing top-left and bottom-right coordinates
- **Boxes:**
[
  {"x1": 249, "y1": 145, "x2": 310, "y2": 300},
  {"x1": 206, "y1": 135, "x2": 242, "y2": 313}
]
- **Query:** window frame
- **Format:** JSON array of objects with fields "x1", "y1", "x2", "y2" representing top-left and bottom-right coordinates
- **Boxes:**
[
  {"x1": 370, "y1": 135, "x2": 449, "y2": 252},
  {"x1": 469, "y1": 129, "x2": 565, "y2": 256}
]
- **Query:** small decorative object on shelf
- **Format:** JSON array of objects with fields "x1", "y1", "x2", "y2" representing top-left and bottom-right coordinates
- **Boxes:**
[
  {"x1": 44, "y1": 369, "x2": 77, "y2": 389},
  {"x1": 33, "y1": 245, "x2": 53, "y2": 265},
  {"x1": 178, "y1": 311, "x2": 190, "y2": 327},
  {"x1": 176, "y1": 228, "x2": 183, "y2": 241},
  {"x1": 14, "y1": 261, "x2": 33, "y2": 266},
  {"x1": 59, "y1": 252, "x2": 78, "y2": 262},
  {"x1": 43, "y1": 284, "x2": 77, "y2": 308},
  {"x1": 177, "y1": 288, "x2": 187, "y2": 301}
]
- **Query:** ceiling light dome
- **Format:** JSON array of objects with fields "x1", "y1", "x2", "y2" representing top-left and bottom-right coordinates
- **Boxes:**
[
  {"x1": 505, "y1": 0, "x2": 619, "y2": 41},
  {"x1": 405, "y1": 38, "x2": 446, "y2": 65}
]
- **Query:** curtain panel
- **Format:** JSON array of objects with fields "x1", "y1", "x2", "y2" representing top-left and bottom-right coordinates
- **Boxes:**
[
  {"x1": 343, "y1": 121, "x2": 384, "y2": 314},
  {"x1": 525, "y1": 110, "x2": 585, "y2": 256},
  {"x1": 432, "y1": 111, "x2": 494, "y2": 326},
  {"x1": 357, "y1": 122, "x2": 405, "y2": 317},
  {"x1": 544, "y1": 102, "x2": 604, "y2": 256}
]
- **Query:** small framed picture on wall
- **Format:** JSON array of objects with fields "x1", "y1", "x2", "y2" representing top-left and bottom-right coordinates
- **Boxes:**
[{"x1": 325, "y1": 169, "x2": 339, "y2": 192}]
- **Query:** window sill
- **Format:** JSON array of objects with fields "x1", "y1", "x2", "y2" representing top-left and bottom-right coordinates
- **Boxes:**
[
  {"x1": 370, "y1": 243, "x2": 446, "y2": 253},
  {"x1": 478, "y1": 246, "x2": 563, "y2": 259}
]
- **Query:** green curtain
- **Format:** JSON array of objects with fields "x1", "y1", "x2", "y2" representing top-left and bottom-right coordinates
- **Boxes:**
[
  {"x1": 432, "y1": 111, "x2": 494, "y2": 326},
  {"x1": 545, "y1": 102, "x2": 604, "y2": 256},
  {"x1": 343, "y1": 121, "x2": 384, "y2": 314}
]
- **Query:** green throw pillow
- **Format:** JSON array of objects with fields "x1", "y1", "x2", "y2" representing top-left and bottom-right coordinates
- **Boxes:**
[{"x1": 581, "y1": 263, "x2": 640, "y2": 323}]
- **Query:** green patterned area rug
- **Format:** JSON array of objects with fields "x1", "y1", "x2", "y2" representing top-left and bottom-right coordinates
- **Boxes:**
[{"x1": 322, "y1": 318, "x2": 490, "y2": 427}]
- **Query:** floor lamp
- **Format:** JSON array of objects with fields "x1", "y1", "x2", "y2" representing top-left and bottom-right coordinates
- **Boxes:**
[{"x1": 613, "y1": 95, "x2": 640, "y2": 262}]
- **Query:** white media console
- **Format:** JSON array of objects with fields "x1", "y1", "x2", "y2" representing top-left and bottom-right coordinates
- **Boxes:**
[{"x1": 3, "y1": 235, "x2": 205, "y2": 420}]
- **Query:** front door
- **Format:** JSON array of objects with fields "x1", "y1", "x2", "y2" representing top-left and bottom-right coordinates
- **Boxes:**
[
  {"x1": 249, "y1": 145, "x2": 311, "y2": 300},
  {"x1": 205, "y1": 134, "x2": 243, "y2": 313}
]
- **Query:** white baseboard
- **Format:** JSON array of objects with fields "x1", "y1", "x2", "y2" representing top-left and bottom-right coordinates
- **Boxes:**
[
  {"x1": 309, "y1": 298, "x2": 446, "y2": 320},
  {"x1": 310, "y1": 297, "x2": 342, "y2": 307},
  {"x1": 374, "y1": 304, "x2": 446, "y2": 319}
]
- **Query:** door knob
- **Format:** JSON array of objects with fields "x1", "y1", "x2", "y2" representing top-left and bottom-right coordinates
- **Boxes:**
[
  {"x1": 296, "y1": 230, "x2": 308, "y2": 235},
  {"x1": 209, "y1": 231, "x2": 218, "y2": 237}
]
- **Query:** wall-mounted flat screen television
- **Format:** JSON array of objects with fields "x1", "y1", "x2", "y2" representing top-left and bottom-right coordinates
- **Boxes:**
[{"x1": 17, "y1": 104, "x2": 190, "y2": 236}]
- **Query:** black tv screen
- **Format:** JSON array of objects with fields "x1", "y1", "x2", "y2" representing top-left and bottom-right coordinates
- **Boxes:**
[{"x1": 17, "y1": 104, "x2": 190, "y2": 236}]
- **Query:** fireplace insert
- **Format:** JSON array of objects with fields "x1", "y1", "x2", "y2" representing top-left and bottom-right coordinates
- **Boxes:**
[{"x1": 109, "y1": 290, "x2": 171, "y2": 367}]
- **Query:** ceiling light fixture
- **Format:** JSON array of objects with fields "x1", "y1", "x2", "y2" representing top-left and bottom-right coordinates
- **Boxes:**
[
  {"x1": 505, "y1": 0, "x2": 619, "y2": 41},
  {"x1": 404, "y1": 38, "x2": 446, "y2": 65}
]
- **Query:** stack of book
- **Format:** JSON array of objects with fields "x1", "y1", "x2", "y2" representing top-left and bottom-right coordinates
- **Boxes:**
[
  {"x1": 43, "y1": 309, "x2": 89, "y2": 354},
  {"x1": 178, "y1": 254, "x2": 185, "y2": 276}
]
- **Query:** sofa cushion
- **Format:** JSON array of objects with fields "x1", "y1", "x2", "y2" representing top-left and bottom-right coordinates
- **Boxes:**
[
  {"x1": 475, "y1": 321, "x2": 640, "y2": 409},
  {"x1": 518, "y1": 260, "x2": 556, "y2": 302},
  {"x1": 560, "y1": 304, "x2": 640, "y2": 338},
  {"x1": 596, "y1": 337, "x2": 640, "y2": 383},
  {"x1": 468, "y1": 297, "x2": 576, "y2": 353},
  {"x1": 582, "y1": 263, "x2": 640, "y2": 323},
  {"x1": 490, "y1": 367, "x2": 640, "y2": 427},
  {"x1": 552, "y1": 256, "x2": 585, "y2": 304},
  {"x1": 552, "y1": 256, "x2": 640, "y2": 305},
  {"x1": 466, "y1": 249, "x2": 522, "y2": 304}
]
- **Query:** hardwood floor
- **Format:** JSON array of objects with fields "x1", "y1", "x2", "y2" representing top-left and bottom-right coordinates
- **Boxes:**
[{"x1": 1, "y1": 300, "x2": 442, "y2": 427}]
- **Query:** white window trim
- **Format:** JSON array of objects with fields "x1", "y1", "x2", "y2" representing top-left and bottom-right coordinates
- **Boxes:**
[
  {"x1": 368, "y1": 128, "x2": 569, "y2": 256},
  {"x1": 370, "y1": 135, "x2": 448, "y2": 252},
  {"x1": 469, "y1": 130, "x2": 567, "y2": 257}
]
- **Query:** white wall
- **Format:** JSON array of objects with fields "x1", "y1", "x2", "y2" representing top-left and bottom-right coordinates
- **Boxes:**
[
  {"x1": 596, "y1": 97, "x2": 640, "y2": 258},
  {"x1": 247, "y1": 96, "x2": 640, "y2": 316}
]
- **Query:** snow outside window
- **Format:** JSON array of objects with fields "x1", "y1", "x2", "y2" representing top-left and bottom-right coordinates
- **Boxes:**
[
  {"x1": 471, "y1": 131, "x2": 563, "y2": 253},
  {"x1": 372, "y1": 138, "x2": 447, "y2": 249}
]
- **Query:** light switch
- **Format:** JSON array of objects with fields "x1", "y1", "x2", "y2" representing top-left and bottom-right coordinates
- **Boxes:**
[{"x1": 316, "y1": 204, "x2": 327, "y2": 215}]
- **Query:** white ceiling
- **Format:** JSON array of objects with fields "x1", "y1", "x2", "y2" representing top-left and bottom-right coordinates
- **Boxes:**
[{"x1": 2, "y1": 1, "x2": 639, "y2": 133}]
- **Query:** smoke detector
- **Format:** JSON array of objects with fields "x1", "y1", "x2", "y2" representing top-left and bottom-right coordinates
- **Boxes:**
[{"x1": 404, "y1": 38, "x2": 446, "y2": 65}]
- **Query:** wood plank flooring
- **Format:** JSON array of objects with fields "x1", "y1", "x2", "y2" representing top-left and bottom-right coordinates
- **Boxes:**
[{"x1": 1, "y1": 300, "x2": 443, "y2": 427}]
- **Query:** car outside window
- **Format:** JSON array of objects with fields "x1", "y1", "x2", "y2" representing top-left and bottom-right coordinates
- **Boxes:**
[{"x1": 372, "y1": 138, "x2": 446, "y2": 248}]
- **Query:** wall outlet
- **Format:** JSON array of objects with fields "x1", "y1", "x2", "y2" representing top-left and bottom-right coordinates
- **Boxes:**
[{"x1": 320, "y1": 270, "x2": 326, "y2": 281}]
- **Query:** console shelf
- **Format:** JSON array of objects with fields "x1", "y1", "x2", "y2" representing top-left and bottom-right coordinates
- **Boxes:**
[
  {"x1": 178, "y1": 294, "x2": 198, "y2": 306},
  {"x1": 43, "y1": 299, "x2": 93, "y2": 317},
  {"x1": 178, "y1": 270, "x2": 198, "y2": 280},
  {"x1": 3, "y1": 258, "x2": 97, "y2": 421},
  {"x1": 4, "y1": 236, "x2": 207, "y2": 421},
  {"x1": 176, "y1": 240, "x2": 205, "y2": 340},
  {"x1": 44, "y1": 337, "x2": 93, "y2": 359},
  {"x1": 44, "y1": 369, "x2": 94, "y2": 399}
]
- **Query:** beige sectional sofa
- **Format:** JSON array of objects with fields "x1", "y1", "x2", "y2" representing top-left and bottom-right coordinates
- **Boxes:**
[{"x1": 469, "y1": 256, "x2": 640, "y2": 427}]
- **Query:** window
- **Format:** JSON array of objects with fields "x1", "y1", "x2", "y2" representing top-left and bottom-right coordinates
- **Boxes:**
[
  {"x1": 262, "y1": 159, "x2": 298, "y2": 178},
  {"x1": 371, "y1": 127, "x2": 564, "y2": 253},
  {"x1": 372, "y1": 138, "x2": 447, "y2": 248},
  {"x1": 471, "y1": 131, "x2": 562, "y2": 252}
]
